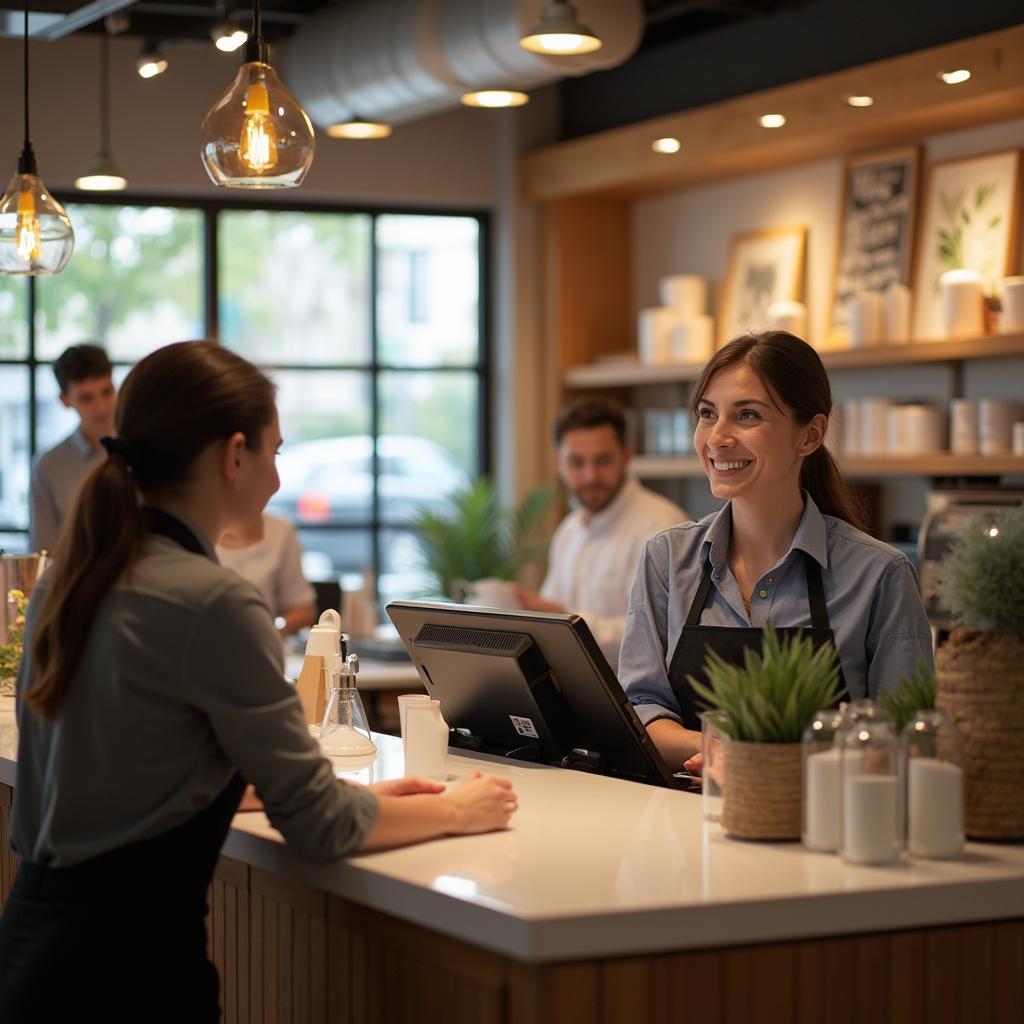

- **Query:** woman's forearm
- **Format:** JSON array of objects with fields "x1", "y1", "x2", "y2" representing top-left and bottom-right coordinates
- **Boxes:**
[
  {"x1": 359, "y1": 794, "x2": 460, "y2": 851},
  {"x1": 647, "y1": 718, "x2": 702, "y2": 767}
]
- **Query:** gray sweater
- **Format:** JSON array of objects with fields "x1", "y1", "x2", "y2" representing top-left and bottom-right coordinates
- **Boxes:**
[{"x1": 12, "y1": 528, "x2": 378, "y2": 867}]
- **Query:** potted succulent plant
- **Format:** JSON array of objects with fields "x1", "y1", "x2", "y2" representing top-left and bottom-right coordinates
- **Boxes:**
[
  {"x1": 690, "y1": 626, "x2": 844, "y2": 840},
  {"x1": 880, "y1": 659, "x2": 936, "y2": 734},
  {"x1": 934, "y1": 508, "x2": 1024, "y2": 839},
  {"x1": 410, "y1": 478, "x2": 553, "y2": 602}
]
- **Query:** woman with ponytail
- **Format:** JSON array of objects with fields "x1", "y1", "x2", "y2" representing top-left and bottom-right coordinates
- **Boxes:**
[
  {"x1": 618, "y1": 331, "x2": 932, "y2": 766},
  {"x1": 0, "y1": 341, "x2": 515, "y2": 1023}
]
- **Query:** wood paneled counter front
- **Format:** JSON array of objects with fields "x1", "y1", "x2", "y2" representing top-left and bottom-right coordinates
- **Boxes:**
[{"x1": 1, "y1": 695, "x2": 1022, "y2": 1023}]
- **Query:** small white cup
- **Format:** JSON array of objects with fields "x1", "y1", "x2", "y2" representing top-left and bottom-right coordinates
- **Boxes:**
[
  {"x1": 397, "y1": 693, "x2": 431, "y2": 743},
  {"x1": 940, "y1": 269, "x2": 985, "y2": 337},
  {"x1": 849, "y1": 292, "x2": 885, "y2": 347},
  {"x1": 1000, "y1": 277, "x2": 1024, "y2": 333}
]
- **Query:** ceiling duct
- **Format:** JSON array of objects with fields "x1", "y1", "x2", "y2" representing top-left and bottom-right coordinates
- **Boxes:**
[{"x1": 282, "y1": 0, "x2": 644, "y2": 129}]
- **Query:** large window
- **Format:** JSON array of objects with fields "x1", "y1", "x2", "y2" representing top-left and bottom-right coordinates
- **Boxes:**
[{"x1": 0, "y1": 200, "x2": 487, "y2": 603}]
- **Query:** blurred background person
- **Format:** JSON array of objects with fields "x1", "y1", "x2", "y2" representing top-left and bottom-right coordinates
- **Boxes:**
[
  {"x1": 30, "y1": 344, "x2": 116, "y2": 552},
  {"x1": 217, "y1": 512, "x2": 317, "y2": 636},
  {"x1": 512, "y1": 397, "x2": 686, "y2": 666}
]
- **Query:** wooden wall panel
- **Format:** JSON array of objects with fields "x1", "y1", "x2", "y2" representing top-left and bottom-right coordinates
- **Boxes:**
[
  {"x1": 208, "y1": 855, "x2": 251, "y2": 1024},
  {"x1": 251, "y1": 867, "x2": 329, "y2": 1024},
  {"x1": 0, "y1": 783, "x2": 18, "y2": 910}
]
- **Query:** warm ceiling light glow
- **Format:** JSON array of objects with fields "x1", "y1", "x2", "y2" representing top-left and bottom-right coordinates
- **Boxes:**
[
  {"x1": 520, "y1": 2, "x2": 602, "y2": 55},
  {"x1": 461, "y1": 90, "x2": 529, "y2": 109},
  {"x1": 759, "y1": 113, "x2": 786, "y2": 128},
  {"x1": 326, "y1": 120, "x2": 393, "y2": 140},
  {"x1": 136, "y1": 45, "x2": 168, "y2": 79},
  {"x1": 74, "y1": 171, "x2": 128, "y2": 191},
  {"x1": 845, "y1": 94, "x2": 874, "y2": 107},
  {"x1": 939, "y1": 68, "x2": 972, "y2": 85},
  {"x1": 652, "y1": 137, "x2": 680, "y2": 154},
  {"x1": 212, "y1": 23, "x2": 248, "y2": 53}
]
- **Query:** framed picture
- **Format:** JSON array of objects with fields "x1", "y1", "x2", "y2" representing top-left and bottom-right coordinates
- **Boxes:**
[
  {"x1": 911, "y1": 148, "x2": 1022, "y2": 340},
  {"x1": 718, "y1": 226, "x2": 806, "y2": 346},
  {"x1": 829, "y1": 146, "x2": 920, "y2": 342}
]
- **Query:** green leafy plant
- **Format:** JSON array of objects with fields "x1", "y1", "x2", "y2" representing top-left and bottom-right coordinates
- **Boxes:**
[
  {"x1": 689, "y1": 626, "x2": 844, "y2": 743},
  {"x1": 880, "y1": 659, "x2": 936, "y2": 733},
  {"x1": 933, "y1": 181, "x2": 1002, "y2": 291},
  {"x1": 0, "y1": 588, "x2": 27, "y2": 681},
  {"x1": 411, "y1": 478, "x2": 553, "y2": 599},
  {"x1": 935, "y1": 509, "x2": 1024, "y2": 638}
]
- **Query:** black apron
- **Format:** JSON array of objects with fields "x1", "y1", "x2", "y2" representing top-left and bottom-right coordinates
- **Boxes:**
[
  {"x1": 0, "y1": 509, "x2": 244, "y2": 1024},
  {"x1": 667, "y1": 552, "x2": 849, "y2": 731}
]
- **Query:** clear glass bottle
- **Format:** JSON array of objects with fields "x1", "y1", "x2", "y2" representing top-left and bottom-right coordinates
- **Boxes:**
[
  {"x1": 903, "y1": 709, "x2": 964, "y2": 859},
  {"x1": 840, "y1": 714, "x2": 903, "y2": 865},
  {"x1": 319, "y1": 652, "x2": 377, "y2": 759},
  {"x1": 802, "y1": 708, "x2": 843, "y2": 851}
]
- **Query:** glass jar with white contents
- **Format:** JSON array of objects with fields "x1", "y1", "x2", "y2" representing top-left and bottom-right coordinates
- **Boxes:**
[
  {"x1": 840, "y1": 716, "x2": 903, "y2": 865},
  {"x1": 903, "y1": 710, "x2": 964, "y2": 860},
  {"x1": 802, "y1": 709, "x2": 844, "y2": 852}
]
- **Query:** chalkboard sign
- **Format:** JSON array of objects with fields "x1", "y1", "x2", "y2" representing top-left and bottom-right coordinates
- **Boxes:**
[{"x1": 829, "y1": 146, "x2": 920, "y2": 341}]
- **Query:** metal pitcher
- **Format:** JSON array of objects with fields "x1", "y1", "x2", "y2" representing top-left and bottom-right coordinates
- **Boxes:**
[{"x1": 1, "y1": 553, "x2": 49, "y2": 643}]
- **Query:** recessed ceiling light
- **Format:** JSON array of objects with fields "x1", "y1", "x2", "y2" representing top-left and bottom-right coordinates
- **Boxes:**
[
  {"x1": 211, "y1": 21, "x2": 248, "y2": 53},
  {"x1": 845, "y1": 94, "x2": 874, "y2": 107},
  {"x1": 759, "y1": 113, "x2": 786, "y2": 128},
  {"x1": 326, "y1": 120, "x2": 393, "y2": 140},
  {"x1": 520, "y1": 2, "x2": 602, "y2": 55},
  {"x1": 136, "y1": 42, "x2": 167, "y2": 79},
  {"x1": 938, "y1": 68, "x2": 972, "y2": 85},
  {"x1": 461, "y1": 90, "x2": 529, "y2": 109},
  {"x1": 652, "y1": 137, "x2": 681, "y2": 154}
]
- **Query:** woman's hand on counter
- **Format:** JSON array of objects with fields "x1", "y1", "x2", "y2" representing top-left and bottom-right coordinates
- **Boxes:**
[
  {"x1": 444, "y1": 770, "x2": 517, "y2": 834},
  {"x1": 359, "y1": 771, "x2": 517, "y2": 851}
]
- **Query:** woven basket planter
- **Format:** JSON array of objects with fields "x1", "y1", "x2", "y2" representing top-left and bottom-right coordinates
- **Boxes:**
[
  {"x1": 936, "y1": 629, "x2": 1024, "y2": 840},
  {"x1": 721, "y1": 740, "x2": 803, "y2": 840}
]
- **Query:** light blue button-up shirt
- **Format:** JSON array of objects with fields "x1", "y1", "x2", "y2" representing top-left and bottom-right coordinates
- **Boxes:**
[{"x1": 619, "y1": 495, "x2": 933, "y2": 727}]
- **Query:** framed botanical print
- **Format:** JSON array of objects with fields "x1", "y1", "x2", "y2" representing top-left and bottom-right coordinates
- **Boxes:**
[
  {"x1": 718, "y1": 226, "x2": 806, "y2": 347},
  {"x1": 829, "y1": 146, "x2": 920, "y2": 343},
  {"x1": 911, "y1": 148, "x2": 1021, "y2": 339}
]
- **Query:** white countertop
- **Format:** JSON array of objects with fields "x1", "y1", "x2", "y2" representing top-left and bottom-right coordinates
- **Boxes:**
[{"x1": 3, "y1": 695, "x2": 1023, "y2": 963}]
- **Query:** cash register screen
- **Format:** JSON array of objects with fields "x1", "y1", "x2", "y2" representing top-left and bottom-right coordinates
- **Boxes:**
[{"x1": 385, "y1": 600, "x2": 679, "y2": 788}]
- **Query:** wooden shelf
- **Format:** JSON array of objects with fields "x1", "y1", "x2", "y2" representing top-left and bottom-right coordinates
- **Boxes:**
[
  {"x1": 630, "y1": 454, "x2": 1024, "y2": 480},
  {"x1": 565, "y1": 333, "x2": 1024, "y2": 389},
  {"x1": 523, "y1": 25, "x2": 1024, "y2": 201}
]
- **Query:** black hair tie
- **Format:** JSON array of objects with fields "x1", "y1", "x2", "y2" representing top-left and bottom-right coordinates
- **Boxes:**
[{"x1": 100, "y1": 435, "x2": 139, "y2": 472}]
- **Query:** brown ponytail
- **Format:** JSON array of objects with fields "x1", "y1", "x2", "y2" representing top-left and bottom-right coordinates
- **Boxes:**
[
  {"x1": 27, "y1": 341, "x2": 276, "y2": 720},
  {"x1": 690, "y1": 331, "x2": 868, "y2": 532}
]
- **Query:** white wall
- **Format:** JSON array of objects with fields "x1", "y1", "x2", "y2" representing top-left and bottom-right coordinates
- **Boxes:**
[{"x1": 632, "y1": 116, "x2": 1024, "y2": 533}]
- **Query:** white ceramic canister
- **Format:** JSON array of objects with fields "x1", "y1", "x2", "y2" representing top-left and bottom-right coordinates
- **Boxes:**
[
  {"x1": 404, "y1": 700, "x2": 449, "y2": 780},
  {"x1": 859, "y1": 398, "x2": 893, "y2": 456},
  {"x1": 1000, "y1": 276, "x2": 1024, "y2": 334},
  {"x1": 949, "y1": 399, "x2": 979, "y2": 455},
  {"x1": 901, "y1": 404, "x2": 944, "y2": 454},
  {"x1": 659, "y1": 274, "x2": 707, "y2": 317},
  {"x1": 884, "y1": 282, "x2": 912, "y2": 342},
  {"x1": 638, "y1": 308, "x2": 680, "y2": 365},
  {"x1": 849, "y1": 292, "x2": 885, "y2": 347},
  {"x1": 940, "y1": 268, "x2": 985, "y2": 337},
  {"x1": 979, "y1": 399, "x2": 1020, "y2": 455},
  {"x1": 842, "y1": 399, "x2": 863, "y2": 458},
  {"x1": 670, "y1": 315, "x2": 714, "y2": 363},
  {"x1": 765, "y1": 299, "x2": 807, "y2": 339}
]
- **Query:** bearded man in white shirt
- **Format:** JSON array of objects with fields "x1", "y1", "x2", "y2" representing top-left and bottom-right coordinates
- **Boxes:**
[{"x1": 512, "y1": 398, "x2": 686, "y2": 667}]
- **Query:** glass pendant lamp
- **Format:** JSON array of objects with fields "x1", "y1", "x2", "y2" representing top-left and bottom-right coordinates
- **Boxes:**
[
  {"x1": 75, "y1": 33, "x2": 128, "y2": 192},
  {"x1": 200, "y1": 0, "x2": 315, "y2": 189},
  {"x1": 0, "y1": 5, "x2": 74, "y2": 276}
]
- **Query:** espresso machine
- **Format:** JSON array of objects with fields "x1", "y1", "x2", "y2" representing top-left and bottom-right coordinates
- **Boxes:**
[{"x1": 918, "y1": 488, "x2": 1024, "y2": 631}]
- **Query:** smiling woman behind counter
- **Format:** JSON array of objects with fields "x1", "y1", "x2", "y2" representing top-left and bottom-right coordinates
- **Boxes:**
[{"x1": 618, "y1": 331, "x2": 933, "y2": 767}]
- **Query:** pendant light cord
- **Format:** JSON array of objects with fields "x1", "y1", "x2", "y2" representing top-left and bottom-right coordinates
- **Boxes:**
[
  {"x1": 18, "y1": 1, "x2": 37, "y2": 174},
  {"x1": 244, "y1": 0, "x2": 267, "y2": 63},
  {"x1": 23, "y1": 5, "x2": 30, "y2": 150},
  {"x1": 100, "y1": 33, "x2": 110, "y2": 156}
]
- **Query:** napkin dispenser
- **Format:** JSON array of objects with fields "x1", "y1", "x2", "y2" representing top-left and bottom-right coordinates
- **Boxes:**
[{"x1": 296, "y1": 608, "x2": 342, "y2": 724}]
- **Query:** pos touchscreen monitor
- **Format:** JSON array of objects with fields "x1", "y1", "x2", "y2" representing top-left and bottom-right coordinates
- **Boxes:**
[{"x1": 385, "y1": 600, "x2": 685, "y2": 789}]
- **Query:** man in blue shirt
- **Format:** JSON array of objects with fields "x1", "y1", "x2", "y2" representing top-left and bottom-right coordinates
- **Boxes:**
[{"x1": 29, "y1": 345, "x2": 116, "y2": 552}]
